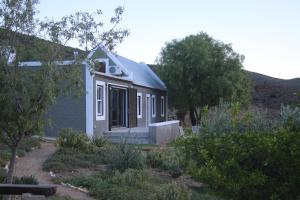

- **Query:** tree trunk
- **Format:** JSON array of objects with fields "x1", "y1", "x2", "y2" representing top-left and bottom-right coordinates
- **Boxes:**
[
  {"x1": 176, "y1": 111, "x2": 186, "y2": 125},
  {"x1": 189, "y1": 108, "x2": 197, "y2": 126},
  {"x1": 5, "y1": 146, "x2": 17, "y2": 184}
]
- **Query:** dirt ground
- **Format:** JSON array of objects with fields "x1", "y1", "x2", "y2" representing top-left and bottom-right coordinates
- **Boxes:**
[{"x1": 14, "y1": 141, "x2": 95, "y2": 200}]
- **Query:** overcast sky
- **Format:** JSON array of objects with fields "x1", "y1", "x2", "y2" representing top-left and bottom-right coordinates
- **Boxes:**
[{"x1": 37, "y1": 0, "x2": 300, "y2": 79}]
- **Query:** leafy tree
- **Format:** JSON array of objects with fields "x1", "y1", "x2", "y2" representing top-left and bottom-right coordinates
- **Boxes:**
[
  {"x1": 0, "y1": 0, "x2": 129, "y2": 184},
  {"x1": 158, "y1": 32, "x2": 250, "y2": 125}
]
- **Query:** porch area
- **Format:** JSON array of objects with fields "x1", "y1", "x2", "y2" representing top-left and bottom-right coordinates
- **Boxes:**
[{"x1": 103, "y1": 127, "x2": 150, "y2": 144}]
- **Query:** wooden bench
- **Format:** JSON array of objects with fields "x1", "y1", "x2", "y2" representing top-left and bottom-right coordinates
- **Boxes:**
[{"x1": 0, "y1": 184, "x2": 56, "y2": 197}]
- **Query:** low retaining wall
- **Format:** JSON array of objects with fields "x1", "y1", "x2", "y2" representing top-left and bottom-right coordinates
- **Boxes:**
[{"x1": 149, "y1": 120, "x2": 181, "y2": 145}]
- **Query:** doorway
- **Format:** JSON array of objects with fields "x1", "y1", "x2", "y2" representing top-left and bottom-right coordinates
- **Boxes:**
[{"x1": 110, "y1": 87, "x2": 127, "y2": 128}]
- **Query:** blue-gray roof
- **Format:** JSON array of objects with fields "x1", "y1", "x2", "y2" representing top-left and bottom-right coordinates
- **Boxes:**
[{"x1": 115, "y1": 55, "x2": 167, "y2": 91}]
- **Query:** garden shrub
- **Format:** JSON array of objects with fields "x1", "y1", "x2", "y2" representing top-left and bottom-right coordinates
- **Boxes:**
[
  {"x1": 146, "y1": 151, "x2": 163, "y2": 168},
  {"x1": 91, "y1": 135, "x2": 108, "y2": 148},
  {"x1": 280, "y1": 105, "x2": 300, "y2": 131},
  {"x1": 146, "y1": 149, "x2": 184, "y2": 178},
  {"x1": 67, "y1": 169, "x2": 190, "y2": 200},
  {"x1": 0, "y1": 169, "x2": 5, "y2": 183},
  {"x1": 19, "y1": 137, "x2": 41, "y2": 152},
  {"x1": 200, "y1": 101, "x2": 274, "y2": 135},
  {"x1": 175, "y1": 129, "x2": 300, "y2": 200},
  {"x1": 13, "y1": 175, "x2": 39, "y2": 185},
  {"x1": 104, "y1": 142, "x2": 145, "y2": 172},
  {"x1": 56, "y1": 128, "x2": 91, "y2": 152},
  {"x1": 43, "y1": 147, "x2": 105, "y2": 172}
]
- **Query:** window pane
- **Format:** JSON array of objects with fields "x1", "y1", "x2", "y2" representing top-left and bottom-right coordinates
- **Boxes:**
[
  {"x1": 99, "y1": 86, "x2": 102, "y2": 99},
  {"x1": 99, "y1": 101, "x2": 103, "y2": 115},
  {"x1": 138, "y1": 96, "x2": 141, "y2": 115},
  {"x1": 97, "y1": 101, "x2": 101, "y2": 114}
]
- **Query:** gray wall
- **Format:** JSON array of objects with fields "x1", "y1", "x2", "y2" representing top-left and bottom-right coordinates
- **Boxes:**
[{"x1": 44, "y1": 65, "x2": 86, "y2": 137}]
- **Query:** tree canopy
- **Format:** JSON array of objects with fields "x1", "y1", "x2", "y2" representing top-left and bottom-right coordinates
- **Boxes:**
[
  {"x1": 0, "y1": 0, "x2": 129, "y2": 184},
  {"x1": 158, "y1": 32, "x2": 250, "y2": 125}
]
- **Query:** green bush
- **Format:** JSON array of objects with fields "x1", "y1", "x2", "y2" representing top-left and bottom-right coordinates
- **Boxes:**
[
  {"x1": 200, "y1": 102, "x2": 274, "y2": 135},
  {"x1": 13, "y1": 175, "x2": 39, "y2": 185},
  {"x1": 0, "y1": 169, "x2": 6, "y2": 183},
  {"x1": 43, "y1": 147, "x2": 105, "y2": 172},
  {"x1": 146, "y1": 149, "x2": 184, "y2": 178},
  {"x1": 67, "y1": 169, "x2": 190, "y2": 200},
  {"x1": 56, "y1": 128, "x2": 91, "y2": 152},
  {"x1": 19, "y1": 137, "x2": 41, "y2": 152},
  {"x1": 146, "y1": 151, "x2": 163, "y2": 168},
  {"x1": 91, "y1": 135, "x2": 108, "y2": 148},
  {"x1": 175, "y1": 129, "x2": 300, "y2": 200},
  {"x1": 280, "y1": 105, "x2": 300, "y2": 131},
  {"x1": 104, "y1": 142, "x2": 145, "y2": 172}
]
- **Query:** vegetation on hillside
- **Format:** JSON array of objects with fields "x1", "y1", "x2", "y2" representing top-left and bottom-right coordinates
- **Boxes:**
[{"x1": 173, "y1": 103, "x2": 300, "y2": 200}]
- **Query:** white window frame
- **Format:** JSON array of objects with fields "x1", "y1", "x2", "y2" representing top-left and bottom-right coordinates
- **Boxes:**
[
  {"x1": 96, "y1": 80, "x2": 106, "y2": 121},
  {"x1": 137, "y1": 92, "x2": 142, "y2": 119},
  {"x1": 161, "y1": 96, "x2": 165, "y2": 117},
  {"x1": 151, "y1": 95, "x2": 156, "y2": 118}
]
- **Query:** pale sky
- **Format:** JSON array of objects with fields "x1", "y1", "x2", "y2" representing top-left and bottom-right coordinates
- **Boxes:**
[{"x1": 37, "y1": 0, "x2": 300, "y2": 79}]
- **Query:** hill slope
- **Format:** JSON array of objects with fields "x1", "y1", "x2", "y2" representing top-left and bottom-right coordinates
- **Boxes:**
[{"x1": 249, "y1": 71, "x2": 300, "y2": 110}]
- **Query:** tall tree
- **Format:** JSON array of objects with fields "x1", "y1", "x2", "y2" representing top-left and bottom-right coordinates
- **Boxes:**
[
  {"x1": 0, "y1": 0, "x2": 129, "y2": 184},
  {"x1": 158, "y1": 32, "x2": 250, "y2": 125}
]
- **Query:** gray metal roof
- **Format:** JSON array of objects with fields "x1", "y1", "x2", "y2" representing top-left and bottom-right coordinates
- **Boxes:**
[{"x1": 115, "y1": 54, "x2": 167, "y2": 91}]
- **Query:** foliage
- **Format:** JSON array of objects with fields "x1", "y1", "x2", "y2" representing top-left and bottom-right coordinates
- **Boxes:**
[
  {"x1": 158, "y1": 32, "x2": 251, "y2": 125},
  {"x1": 146, "y1": 151, "x2": 164, "y2": 168},
  {"x1": 66, "y1": 169, "x2": 190, "y2": 200},
  {"x1": 91, "y1": 135, "x2": 108, "y2": 148},
  {"x1": 104, "y1": 142, "x2": 146, "y2": 172},
  {"x1": 146, "y1": 149, "x2": 184, "y2": 178},
  {"x1": 0, "y1": 0, "x2": 128, "y2": 184},
  {"x1": 0, "y1": 169, "x2": 5, "y2": 183},
  {"x1": 280, "y1": 105, "x2": 300, "y2": 131},
  {"x1": 174, "y1": 129, "x2": 300, "y2": 200},
  {"x1": 43, "y1": 147, "x2": 105, "y2": 173},
  {"x1": 199, "y1": 101, "x2": 274, "y2": 135},
  {"x1": 13, "y1": 175, "x2": 39, "y2": 185},
  {"x1": 56, "y1": 128, "x2": 92, "y2": 152}
]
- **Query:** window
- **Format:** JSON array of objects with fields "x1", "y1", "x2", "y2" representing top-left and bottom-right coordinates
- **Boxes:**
[
  {"x1": 151, "y1": 95, "x2": 156, "y2": 118},
  {"x1": 137, "y1": 93, "x2": 142, "y2": 118},
  {"x1": 94, "y1": 59, "x2": 108, "y2": 73},
  {"x1": 96, "y1": 80, "x2": 105, "y2": 120},
  {"x1": 161, "y1": 96, "x2": 165, "y2": 117}
]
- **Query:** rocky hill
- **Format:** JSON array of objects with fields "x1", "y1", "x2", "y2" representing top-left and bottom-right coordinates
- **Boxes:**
[{"x1": 249, "y1": 71, "x2": 300, "y2": 111}]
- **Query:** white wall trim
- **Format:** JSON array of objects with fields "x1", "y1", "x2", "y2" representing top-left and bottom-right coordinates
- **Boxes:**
[
  {"x1": 151, "y1": 95, "x2": 156, "y2": 118},
  {"x1": 85, "y1": 64, "x2": 94, "y2": 137},
  {"x1": 137, "y1": 92, "x2": 142, "y2": 119},
  {"x1": 95, "y1": 80, "x2": 106, "y2": 121},
  {"x1": 161, "y1": 96, "x2": 165, "y2": 117}
]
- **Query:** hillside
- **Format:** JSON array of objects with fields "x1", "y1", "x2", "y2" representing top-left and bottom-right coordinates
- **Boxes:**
[
  {"x1": 249, "y1": 71, "x2": 300, "y2": 111},
  {"x1": 149, "y1": 64, "x2": 300, "y2": 115}
]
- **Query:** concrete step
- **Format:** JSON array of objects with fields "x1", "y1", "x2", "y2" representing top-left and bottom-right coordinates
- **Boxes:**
[
  {"x1": 105, "y1": 137, "x2": 150, "y2": 144},
  {"x1": 103, "y1": 132, "x2": 149, "y2": 138}
]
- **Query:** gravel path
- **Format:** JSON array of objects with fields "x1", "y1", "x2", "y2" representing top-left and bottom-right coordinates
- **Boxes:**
[{"x1": 14, "y1": 141, "x2": 95, "y2": 200}]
